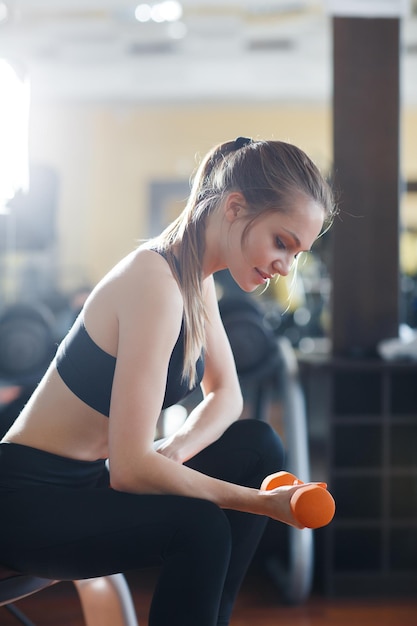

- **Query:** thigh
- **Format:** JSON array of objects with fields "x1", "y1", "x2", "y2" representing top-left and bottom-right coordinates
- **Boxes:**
[
  {"x1": 1, "y1": 486, "x2": 230, "y2": 581},
  {"x1": 186, "y1": 418, "x2": 285, "y2": 487}
]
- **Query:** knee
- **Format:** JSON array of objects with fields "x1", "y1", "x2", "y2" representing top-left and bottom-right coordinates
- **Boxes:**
[
  {"x1": 228, "y1": 419, "x2": 285, "y2": 472},
  {"x1": 197, "y1": 500, "x2": 231, "y2": 546},
  {"x1": 166, "y1": 499, "x2": 232, "y2": 575},
  {"x1": 178, "y1": 498, "x2": 232, "y2": 551}
]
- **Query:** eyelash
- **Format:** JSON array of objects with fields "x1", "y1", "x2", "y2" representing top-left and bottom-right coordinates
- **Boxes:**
[
  {"x1": 275, "y1": 237, "x2": 286, "y2": 250},
  {"x1": 275, "y1": 237, "x2": 302, "y2": 260}
]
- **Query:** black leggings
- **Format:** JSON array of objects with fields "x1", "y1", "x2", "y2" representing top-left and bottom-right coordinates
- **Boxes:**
[{"x1": 0, "y1": 419, "x2": 284, "y2": 626}]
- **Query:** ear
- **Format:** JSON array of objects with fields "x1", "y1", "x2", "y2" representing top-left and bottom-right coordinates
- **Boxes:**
[{"x1": 224, "y1": 192, "x2": 247, "y2": 223}]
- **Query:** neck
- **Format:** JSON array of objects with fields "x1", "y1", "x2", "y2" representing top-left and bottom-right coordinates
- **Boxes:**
[{"x1": 201, "y1": 212, "x2": 229, "y2": 279}]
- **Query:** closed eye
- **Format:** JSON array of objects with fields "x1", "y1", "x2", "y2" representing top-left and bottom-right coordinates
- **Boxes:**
[{"x1": 275, "y1": 236, "x2": 286, "y2": 250}]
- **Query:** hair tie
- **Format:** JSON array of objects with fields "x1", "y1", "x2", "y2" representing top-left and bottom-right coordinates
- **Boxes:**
[{"x1": 234, "y1": 136, "x2": 252, "y2": 150}]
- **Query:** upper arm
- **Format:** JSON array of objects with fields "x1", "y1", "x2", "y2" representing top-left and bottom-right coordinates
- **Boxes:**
[
  {"x1": 200, "y1": 277, "x2": 242, "y2": 401},
  {"x1": 107, "y1": 252, "x2": 183, "y2": 477}
]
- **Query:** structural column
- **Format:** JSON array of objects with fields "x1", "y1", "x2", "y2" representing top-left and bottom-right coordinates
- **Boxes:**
[{"x1": 331, "y1": 16, "x2": 401, "y2": 356}]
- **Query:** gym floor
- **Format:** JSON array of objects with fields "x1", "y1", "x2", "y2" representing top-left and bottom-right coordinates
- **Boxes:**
[{"x1": 2, "y1": 564, "x2": 417, "y2": 626}]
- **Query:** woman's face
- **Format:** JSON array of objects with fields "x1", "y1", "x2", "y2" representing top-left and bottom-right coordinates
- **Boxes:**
[{"x1": 227, "y1": 196, "x2": 325, "y2": 293}]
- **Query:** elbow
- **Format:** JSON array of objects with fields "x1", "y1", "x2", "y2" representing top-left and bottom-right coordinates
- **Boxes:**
[
  {"x1": 108, "y1": 453, "x2": 161, "y2": 494},
  {"x1": 228, "y1": 385, "x2": 244, "y2": 421},
  {"x1": 235, "y1": 389, "x2": 244, "y2": 419},
  {"x1": 109, "y1": 472, "x2": 137, "y2": 493},
  {"x1": 108, "y1": 463, "x2": 146, "y2": 494},
  {"x1": 220, "y1": 379, "x2": 243, "y2": 422}
]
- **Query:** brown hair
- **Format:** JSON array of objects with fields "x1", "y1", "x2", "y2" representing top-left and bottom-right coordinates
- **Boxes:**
[{"x1": 153, "y1": 138, "x2": 335, "y2": 386}]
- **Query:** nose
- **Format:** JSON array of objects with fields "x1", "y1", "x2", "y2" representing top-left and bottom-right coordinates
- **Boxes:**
[{"x1": 272, "y1": 255, "x2": 293, "y2": 277}]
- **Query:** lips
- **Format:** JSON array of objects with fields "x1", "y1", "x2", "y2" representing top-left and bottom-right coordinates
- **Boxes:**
[{"x1": 255, "y1": 268, "x2": 272, "y2": 281}]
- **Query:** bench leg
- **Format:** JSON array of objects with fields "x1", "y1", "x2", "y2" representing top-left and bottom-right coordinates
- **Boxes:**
[{"x1": 74, "y1": 574, "x2": 139, "y2": 626}]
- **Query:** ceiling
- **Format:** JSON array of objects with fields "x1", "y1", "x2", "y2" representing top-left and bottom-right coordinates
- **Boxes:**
[{"x1": 0, "y1": 0, "x2": 416, "y2": 104}]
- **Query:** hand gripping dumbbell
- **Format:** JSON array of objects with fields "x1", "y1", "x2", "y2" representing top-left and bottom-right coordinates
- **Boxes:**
[{"x1": 260, "y1": 471, "x2": 335, "y2": 529}]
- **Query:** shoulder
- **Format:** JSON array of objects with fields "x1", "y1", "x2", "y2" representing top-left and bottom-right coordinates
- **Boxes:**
[
  {"x1": 114, "y1": 247, "x2": 183, "y2": 317},
  {"x1": 83, "y1": 246, "x2": 184, "y2": 351},
  {"x1": 111, "y1": 246, "x2": 175, "y2": 281},
  {"x1": 100, "y1": 247, "x2": 181, "y2": 300}
]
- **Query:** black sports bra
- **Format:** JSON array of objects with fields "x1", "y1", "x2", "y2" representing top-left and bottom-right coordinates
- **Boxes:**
[{"x1": 55, "y1": 253, "x2": 204, "y2": 416}]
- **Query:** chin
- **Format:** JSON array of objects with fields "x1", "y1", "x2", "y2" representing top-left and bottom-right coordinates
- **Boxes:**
[
  {"x1": 229, "y1": 269, "x2": 259, "y2": 293},
  {"x1": 236, "y1": 282, "x2": 259, "y2": 293}
]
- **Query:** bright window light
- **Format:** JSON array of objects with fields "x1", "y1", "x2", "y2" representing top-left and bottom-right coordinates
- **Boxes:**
[
  {"x1": 0, "y1": 60, "x2": 30, "y2": 213},
  {"x1": 0, "y1": 2, "x2": 8, "y2": 23}
]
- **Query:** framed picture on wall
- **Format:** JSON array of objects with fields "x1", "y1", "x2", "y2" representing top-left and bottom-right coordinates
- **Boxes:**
[{"x1": 148, "y1": 180, "x2": 189, "y2": 237}]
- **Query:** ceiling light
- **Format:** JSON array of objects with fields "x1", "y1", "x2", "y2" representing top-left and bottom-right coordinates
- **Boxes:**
[
  {"x1": 135, "y1": 2, "x2": 182, "y2": 24},
  {"x1": 135, "y1": 4, "x2": 152, "y2": 22},
  {"x1": 159, "y1": 1, "x2": 183, "y2": 22}
]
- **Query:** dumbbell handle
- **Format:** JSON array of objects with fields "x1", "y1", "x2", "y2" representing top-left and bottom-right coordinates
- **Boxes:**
[{"x1": 261, "y1": 471, "x2": 335, "y2": 529}]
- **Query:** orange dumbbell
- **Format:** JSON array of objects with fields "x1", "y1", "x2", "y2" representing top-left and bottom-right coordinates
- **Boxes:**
[{"x1": 260, "y1": 471, "x2": 335, "y2": 529}]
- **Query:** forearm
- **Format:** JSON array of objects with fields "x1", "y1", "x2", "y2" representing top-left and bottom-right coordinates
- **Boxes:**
[
  {"x1": 155, "y1": 388, "x2": 243, "y2": 463},
  {"x1": 110, "y1": 446, "x2": 299, "y2": 527}
]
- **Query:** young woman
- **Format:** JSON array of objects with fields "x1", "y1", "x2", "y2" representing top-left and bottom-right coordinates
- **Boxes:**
[{"x1": 0, "y1": 137, "x2": 335, "y2": 625}]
